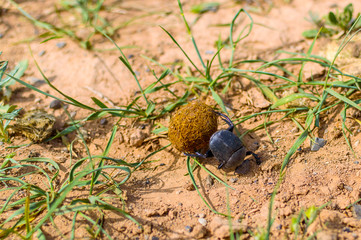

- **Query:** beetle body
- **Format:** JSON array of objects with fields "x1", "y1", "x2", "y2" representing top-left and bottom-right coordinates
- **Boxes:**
[{"x1": 209, "y1": 130, "x2": 247, "y2": 169}]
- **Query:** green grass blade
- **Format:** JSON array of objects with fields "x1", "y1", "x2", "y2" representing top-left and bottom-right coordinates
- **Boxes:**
[
  {"x1": 280, "y1": 129, "x2": 309, "y2": 173},
  {"x1": 271, "y1": 93, "x2": 319, "y2": 109},
  {"x1": 325, "y1": 88, "x2": 361, "y2": 111}
]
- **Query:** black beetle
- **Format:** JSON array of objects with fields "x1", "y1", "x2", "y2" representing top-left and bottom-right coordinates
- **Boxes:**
[{"x1": 185, "y1": 112, "x2": 260, "y2": 172}]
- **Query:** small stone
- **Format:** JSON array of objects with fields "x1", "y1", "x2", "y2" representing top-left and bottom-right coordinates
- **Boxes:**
[
  {"x1": 127, "y1": 54, "x2": 134, "y2": 59},
  {"x1": 205, "y1": 175, "x2": 214, "y2": 186},
  {"x1": 119, "y1": 133, "x2": 124, "y2": 144},
  {"x1": 344, "y1": 186, "x2": 353, "y2": 191},
  {"x1": 38, "y1": 50, "x2": 46, "y2": 56},
  {"x1": 160, "y1": 163, "x2": 165, "y2": 166},
  {"x1": 184, "y1": 182, "x2": 195, "y2": 191},
  {"x1": 310, "y1": 137, "x2": 326, "y2": 151},
  {"x1": 0, "y1": 33, "x2": 3, "y2": 38},
  {"x1": 134, "y1": 71, "x2": 140, "y2": 76},
  {"x1": 100, "y1": 118, "x2": 108, "y2": 125},
  {"x1": 56, "y1": 42, "x2": 66, "y2": 48},
  {"x1": 151, "y1": 237, "x2": 159, "y2": 240},
  {"x1": 70, "y1": 111, "x2": 77, "y2": 119},
  {"x1": 352, "y1": 204, "x2": 361, "y2": 219},
  {"x1": 129, "y1": 129, "x2": 146, "y2": 147},
  {"x1": 185, "y1": 225, "x2": 193, "y2": 233},
  {"x1": 199, "y1": 213, "x2": 206, "y2": 218},
  {"x1": 229, "y1": 178, "x2": 238, "y2": 183},
  {"x1": 198, "y1": 218, "x2": 207, "y2": 226},
  {"x1": 276, "y1": 224, "x2": 282, "y2": 230},
  {"x1": 354, "y1": 161, "x2": 359, "y2": 164},
  {"x1": 205, "y1": 50, "x2": 214, "y2": 55},
  {"x1": 343, "y1": 227, "x2": 352, "y2": 233},
  {"x1": 49, "y1": 99, "x2": 63, "y2": 109}
]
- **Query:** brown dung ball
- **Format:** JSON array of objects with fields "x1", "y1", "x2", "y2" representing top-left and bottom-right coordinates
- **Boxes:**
[{"x1": 168, "y1": 101, "x2": 218, "y2": 153}]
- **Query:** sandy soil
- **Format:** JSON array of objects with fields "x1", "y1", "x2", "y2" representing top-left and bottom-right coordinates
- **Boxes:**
[{"x1": 1, "y1": 0, "x2": 361, "y2": 239}]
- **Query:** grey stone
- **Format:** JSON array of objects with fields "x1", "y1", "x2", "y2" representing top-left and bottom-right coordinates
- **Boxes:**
[{"x1": 310, "y1": 137, "x2": 326, "y2": 151}]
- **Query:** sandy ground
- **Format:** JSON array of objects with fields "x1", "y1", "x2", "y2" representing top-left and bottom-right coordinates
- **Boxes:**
[{"x1": 1, "y1": 0, "x2": 361, "y2": 239}]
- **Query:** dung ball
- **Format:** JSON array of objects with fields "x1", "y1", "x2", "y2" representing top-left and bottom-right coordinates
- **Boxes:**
[{"x1": 168, "y1": 101, "x2": 218, "y2": 153}]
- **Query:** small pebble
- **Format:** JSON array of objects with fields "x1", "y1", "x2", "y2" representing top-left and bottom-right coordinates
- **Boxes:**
[
  {"x1": 198, "y1": 218, "x2": 207, "y2": 226},
  {"x1": 56, "y1": 42, "x2": 66, "y2": 48},
  {"x1": 199, "y1": 213, "x2": 205, "y2": 218},
  {"x1": 353, "y1": 204, "x2": 361, "y2": 219},
  {"x1": 344, "y1": 186, "x2": 353, "y2": 191},
  {"x1": 178, "y1": 203, "x2": 183, "y2": 206},
  {"x1": 185, "y1": 225, "x2": 193, "y2": 233},
  {"x1": 127, "y1": 54, "x2": 134, "y2": 59},
  {"x1": 151, "y1": 237, "x2": 159, "y2": 240},
  {"x1": 49, "y1": 99, "x2": 63, "y2": 109},
  {"x1": 0, "y1": 33, "x2": 3, "y2": 38},
  {"x1": 38, "y1": 50, "x2": 46, "y2": 56},
  {"x1": 229, "y1": 178, "x2": 238, "y2": 183},
  {"x1": 205, "y1": 50, "x2": 214, "y2": 55},
  {"x1": 160, "y1": 163, "x2": 165, "y2": 166},
  {"x1": 205, "y1": 175, "x2": 214, "y2": 186},
  {"x1": 145, "y1": 179, "x2": 150, "y2": 185},
  {"x1": 134, "y1": 71, "x2": 140, "y2": 76},
  {"x1": 100, "y1": 118, "x2": 108, "y2": 125},
  {"x1": 276, "y1": 224, "x2": 282, "y2": 230},
  {"x1": 343, "y1": 227, "x2": 352, "y2": 233},
  {"x1": 310, "y1": 137, "x2": 326, "y2": 151},
  {"x1": 70, "y1": 111, "x2": 77, "y2": 119},
  {"x1": 354, "y1": 161, "x2": 359, "y2": 164}
]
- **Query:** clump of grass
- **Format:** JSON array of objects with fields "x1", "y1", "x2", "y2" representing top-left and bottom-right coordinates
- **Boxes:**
[
  {"x1": 8, "y1": 0, "x2": 139, "y2": 50},
  {"x1": 0, "y1": 124, "x2": 140, "y2": 239},
  {"x1": 303, "y1": 3, "x2": 361, "y2": 39}
]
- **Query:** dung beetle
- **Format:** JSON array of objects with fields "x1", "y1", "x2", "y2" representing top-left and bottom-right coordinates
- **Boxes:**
[{"x1": 185, "y1": 112, "x2": 260, "y2": 172}]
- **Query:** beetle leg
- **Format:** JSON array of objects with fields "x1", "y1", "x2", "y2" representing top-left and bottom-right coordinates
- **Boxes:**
[
  {"x1": 184, "y1": 152, "x2": 207, "y2": 158},
  {"x1": 184, "y1": 150, "x2": 213, "y2": 158},
  {"x1": 218, "y1": 162, "x2": 225, "y2": 169},
  {"x1": 215, "y1": 112, "x2": 234, "y2": 132},
  {"x1": 246, "y1": 151, "x2": 261, "y2": 165},
  {"x1": 205, "y1": 149, "x2": 214, "y2": 158}
]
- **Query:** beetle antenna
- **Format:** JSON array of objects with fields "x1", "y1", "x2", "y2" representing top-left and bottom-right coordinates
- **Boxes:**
[{"x1": 215, "y1": 112, "x2": 234, "y2": 132}]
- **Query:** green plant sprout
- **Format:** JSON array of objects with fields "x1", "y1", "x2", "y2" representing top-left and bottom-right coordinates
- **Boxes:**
[
  {"x1": 8, "y1": 0, "x2": 138, "y2": 50},
  {"x1": 303, "y1": 3, "x2": 361, "y2": 38}
]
